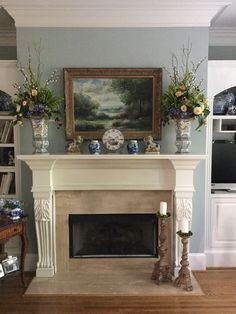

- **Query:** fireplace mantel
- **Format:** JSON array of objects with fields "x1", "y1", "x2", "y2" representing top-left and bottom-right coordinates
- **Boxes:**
[{"x1": 18, "y1": 154, "x2": 206, "y2": 277}]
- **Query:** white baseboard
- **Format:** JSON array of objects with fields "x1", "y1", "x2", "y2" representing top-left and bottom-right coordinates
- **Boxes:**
[
  {"x1": 189, "y1": 253, "x2": 206, "y2": 270},
  {"x1": 206, "y1": 251, "x2": 236, "y2": 267}
]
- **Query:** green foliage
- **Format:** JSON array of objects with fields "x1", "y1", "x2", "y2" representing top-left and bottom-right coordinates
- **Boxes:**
[
  {"x1": 111, "y1": 78, "x2": 153, "y2": 119},
  {"x1": 74, "y1": 92, "x2": 99, "y2": 119},
  {"x1": 161, "y1": 43, "x2": 210, "y2": 130},
  {"x1": 11, "y1": 44, "x2": 63, "y2": 126}
]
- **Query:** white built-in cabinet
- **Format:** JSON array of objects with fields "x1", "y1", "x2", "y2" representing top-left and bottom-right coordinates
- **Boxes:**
[
  {"x1": 0, "y1": 60, "x2": 21, "y2": 256},
  {"x1": 207, "y1": 61, "x2": 236, "y2": 267}
]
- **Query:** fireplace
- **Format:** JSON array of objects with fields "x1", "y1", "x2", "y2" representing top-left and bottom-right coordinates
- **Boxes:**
[
  {"x1": 69, "y1": 213, "x2": 157, "y2": 258},
  {"x1": 18, "y1": 154, "x2": 205, "y2": 277}
]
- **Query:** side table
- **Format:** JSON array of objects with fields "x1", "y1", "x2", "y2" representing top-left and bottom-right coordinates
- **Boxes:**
[{"x1": 0, "y1": 215, "x2": 28, "y2": 287}]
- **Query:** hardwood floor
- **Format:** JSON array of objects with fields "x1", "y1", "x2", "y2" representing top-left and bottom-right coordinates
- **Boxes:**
[{"x1": 1, "y1": 269, "x2": 236, "y2": 313}]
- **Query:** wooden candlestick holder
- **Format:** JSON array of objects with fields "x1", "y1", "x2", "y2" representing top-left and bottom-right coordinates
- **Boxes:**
[
  {"x1": 174, "y1": 231, "x2": 193, "y2": 291},
  {"x1": 151, "y1": 212, "x2": 172, "y2": 284}
]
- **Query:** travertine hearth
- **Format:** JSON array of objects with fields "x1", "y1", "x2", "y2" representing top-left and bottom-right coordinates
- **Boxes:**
[
  {"x1": 25, "y1": 258, "x2": 203, "y2": 296},
  {"x1": 18, "y1": 154, "x2": 206, "y2": 278}
]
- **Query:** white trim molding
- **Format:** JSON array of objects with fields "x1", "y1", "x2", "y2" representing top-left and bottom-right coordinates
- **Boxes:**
[
  {"x1": 1, "y1": 0, "x2": 229, "y2": 28},
  {"x1": 206, "y1": 251, "x2": 236, "y2": 267},
  {"x1": 210, "y1": 27, "x2": 236, "y2": 46}
]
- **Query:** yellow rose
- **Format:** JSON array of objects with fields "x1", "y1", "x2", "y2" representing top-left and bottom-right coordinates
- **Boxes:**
[
  {"x1": 180, "y1": 105, "x2": 187, "y2": 112},
  {"x1": 31, "y1": 89, "x2": 38, "y2": 96},
  {"x1": 175, "y1": 91, "x2": 183, "y2": 97},
  {"x1": 179, "y1": 84, "x2": 186, "y2": 91},
  {"x1": 16, "y1": 104, "x2": 21, "y2": 113},
  {"x1": 17, "y1": 120, "x2": 23, "y2": 126},
  {"x1": 201, "y1": 104, "x2": 205, "y2": 111},
  {"x1": 193, "y1": 106, "x2": 203, "y2": 115}
]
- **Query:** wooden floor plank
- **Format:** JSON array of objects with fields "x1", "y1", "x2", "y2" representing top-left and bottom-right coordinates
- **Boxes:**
[{"x1": 0, "y1": 269, "x2": 236, "y2": 313}]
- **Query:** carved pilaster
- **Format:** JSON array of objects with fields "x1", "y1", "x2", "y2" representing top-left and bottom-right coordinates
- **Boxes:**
[
  {"x1": 176, "y1": 198, "x2": 193, "y2": 229},
  {"x1": 34, "y1": 196, "x2": 55, "y2": 277},
  {"x1": 174, "y1": 195, "x2": 193, "y2": 269}
]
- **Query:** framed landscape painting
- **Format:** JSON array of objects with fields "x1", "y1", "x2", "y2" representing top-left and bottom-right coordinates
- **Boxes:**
[{"x1": 64, "y1": 68, "x2": 162, "y2": 140}]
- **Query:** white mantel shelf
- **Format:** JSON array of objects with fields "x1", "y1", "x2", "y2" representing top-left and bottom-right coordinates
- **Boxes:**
[
  {"x1": 18, "y1": 153, "x2": 206, "y2": 277},
  {"x1": 18, "y1": 154, "x2": 207, "y2": 160},
  {"x1": 18, "y1": 154, "x2": 206, "y2": 192}
]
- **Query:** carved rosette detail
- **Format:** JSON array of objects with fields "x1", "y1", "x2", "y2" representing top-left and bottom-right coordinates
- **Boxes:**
[{"x1": 34, "y1": 199, "x2": 51, "y2": 221}]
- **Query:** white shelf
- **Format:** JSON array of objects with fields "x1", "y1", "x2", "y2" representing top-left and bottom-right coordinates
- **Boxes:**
[
  {"x1": 213, "y1": 115, "x2": 236, "y2": 119},
  {"x1": 0, "y1": 143, "x2": 14, "y2": 147},
  {"x1": 213, "y1": 117, "x2": 236, "y2": 132},
  {"x1": 0, "y1": 166, "x2": 15, "y2": 172},
  {"x1": 0, "y1": 194, "x2": 16, "y2": 198}
]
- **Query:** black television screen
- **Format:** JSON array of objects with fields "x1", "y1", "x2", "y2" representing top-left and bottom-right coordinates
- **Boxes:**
[{"x1": 212, "y1": 141, "x2": 236, "y2": 187}]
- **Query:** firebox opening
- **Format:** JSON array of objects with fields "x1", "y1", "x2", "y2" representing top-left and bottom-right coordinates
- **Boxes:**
[{"x1": 69, "y1": 214, "x2": 158, "y2": 258}]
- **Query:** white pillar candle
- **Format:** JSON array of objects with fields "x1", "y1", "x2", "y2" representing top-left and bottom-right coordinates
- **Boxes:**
[
  {"x1": 160, "y1": 202, "x2": 167, "y2": 215},
  {"x1": 181, "y1": 218, "x2": 189, "y2": 233}
]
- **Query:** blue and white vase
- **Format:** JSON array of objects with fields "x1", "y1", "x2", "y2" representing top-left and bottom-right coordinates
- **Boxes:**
[
  {"x1": 7, "y1": 208, "x2": 22, "y2": 220},
  {"x1": 88, "y1": 140, "x2": 101, "y2": 155},
  {"x1": 127, "y1": 140, "x2": 139, "y2": 154}
]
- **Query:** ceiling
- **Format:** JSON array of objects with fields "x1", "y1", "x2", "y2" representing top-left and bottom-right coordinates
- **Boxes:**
[{"x1": 0, "y1": 1, "x2": 236, "y2": 45}]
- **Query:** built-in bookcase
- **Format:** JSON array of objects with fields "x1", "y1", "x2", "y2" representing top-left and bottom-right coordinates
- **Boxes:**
[
  {"x1": 0, "y1": 114, "x2": 20, "y2": 198},
  {"x1": 0, "y1": 61, "x2": 20, "y2": 200}
]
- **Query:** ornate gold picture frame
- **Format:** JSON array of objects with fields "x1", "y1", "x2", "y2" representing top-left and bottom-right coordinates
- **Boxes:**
[{"x1": 64, "y1": 68, "x2": 162, "y2": 139}]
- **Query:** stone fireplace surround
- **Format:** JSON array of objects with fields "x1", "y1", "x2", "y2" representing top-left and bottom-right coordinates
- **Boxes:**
[{"x1": 18, "y1": 154, "x2": 206, "y2": 278}]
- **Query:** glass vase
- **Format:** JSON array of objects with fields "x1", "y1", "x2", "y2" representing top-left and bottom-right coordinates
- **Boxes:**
[{"x1": 30, "y1": 116, "x2": 49, "y2": 154}]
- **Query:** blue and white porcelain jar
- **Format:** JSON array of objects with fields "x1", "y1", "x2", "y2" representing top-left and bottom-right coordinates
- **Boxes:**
[
  {"x1": 213, "y1": 90, "x2": 236, "y2": 115},
  {"x1": 88, "y1": 140, "x2": 101, "y2": 155},
  {"x1": 8, "y1": 208, "x2": 22, "y2": 220},
  {"x1": 127, "y1": 140, "x2": 139, "y2": 154}
]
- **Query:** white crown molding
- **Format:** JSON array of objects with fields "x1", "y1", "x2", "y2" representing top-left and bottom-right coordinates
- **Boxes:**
[
  {"x1": 209, "y1": 27, "x2": 236, "y2": 46},
  {"x1": 1, "y1": 0, "x2": 229, "y2": 28},
  {"x1": 0, "y1": 27, "x2": 16, "y2": 46}
]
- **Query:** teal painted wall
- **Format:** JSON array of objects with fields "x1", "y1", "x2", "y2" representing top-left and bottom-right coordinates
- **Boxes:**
[
  {"x1": 16, "y1": 27, "x2": 209, "y2": 254},
  {"x1": 209, "y1": 46, "x2": 236, "y2": 60}
]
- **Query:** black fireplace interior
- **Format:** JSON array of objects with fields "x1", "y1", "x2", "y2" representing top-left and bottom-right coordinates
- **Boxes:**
[{"x1": 69, "y1": 214, "x2": 158, "y2": 258}]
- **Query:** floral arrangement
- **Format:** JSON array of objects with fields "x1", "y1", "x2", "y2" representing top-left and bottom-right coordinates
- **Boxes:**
[
  {"x1": 0, "y1": 198, "x2": 23, "y2": 210},
  {"x1": 161, "y1": 44, "x2": 210, "y2": 130},
  {"x1": 11, "y1": 46, "x2": 62, "y2": 127}
]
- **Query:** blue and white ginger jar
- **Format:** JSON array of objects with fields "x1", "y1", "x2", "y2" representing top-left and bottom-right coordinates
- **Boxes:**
[
  {"x1": 88, "y1": 140, "x2": 101, "y2": 155},
  {"x1": 127, "y1": 140, "x2": 139, "y2": 154}
]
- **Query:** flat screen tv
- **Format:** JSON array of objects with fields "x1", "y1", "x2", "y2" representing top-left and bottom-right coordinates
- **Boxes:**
[{"x1": 211, "y1": 141, "x2": 236, "y2": 190}]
